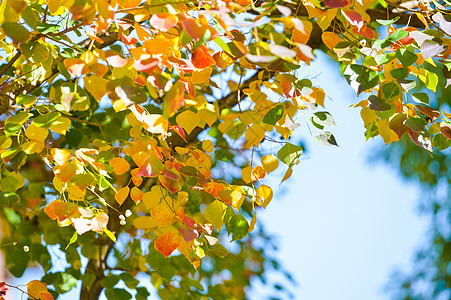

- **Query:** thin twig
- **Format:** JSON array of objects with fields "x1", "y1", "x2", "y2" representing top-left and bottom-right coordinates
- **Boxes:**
[{"x1": 0, "y1": 50, "x2": 22, "y2": 79}]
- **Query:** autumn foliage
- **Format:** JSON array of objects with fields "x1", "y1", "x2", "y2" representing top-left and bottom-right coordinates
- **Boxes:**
[{"x1": 0, "y1": 0, "x2": 450, "y2": 299}]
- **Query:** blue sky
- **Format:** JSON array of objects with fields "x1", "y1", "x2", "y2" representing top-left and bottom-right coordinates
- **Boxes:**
[{"x1": 250, "y1": 52, "x2": 428, "y2": 300}]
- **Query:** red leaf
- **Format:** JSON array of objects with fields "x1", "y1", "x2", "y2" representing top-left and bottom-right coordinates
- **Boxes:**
[
  {"x1": 280, "y1": 74, "x2": 300, "y2": 98},
  {"x1": 416, "y1": 105, "x2": 440, "y2": 121},
  {"x1": 149, "y1": 12, "x2": 178, "y2": 32},
  {"x1": 133, "y1": 58, "x2": 160, "y2": 74},
  {"x1": 154, "y1": 231, "x2": 182, "y2": 258},
  {"x1": 408, "y1": 130, "x2": 433, "y2": 152},
  {"x1": 178, "y1": 227, "x2": 199, "y2": 242},
  {"x1": 324, "y1": 0, "x2": 349, "y2": 8},
  {"x1": 0, "y1": 282, "x2": 8, "y2": 296},
  {"x1": 439, "y1": 122, "x2": 451, "y2": 139},
  {"x1": 354, "y1": 23, "x2": 375, "y2": 39},
  {"x1": 137, "y1": 159, "x2": 158, "y2": 177},
  {"x1": 167, "y1": 57, "x2": 197, "y2": 72},
  {"x1": 192, "y1": 45, "x2": 216, "y2": 69},
  {"x1": 343, "y1": 10, "x2": 364, "y2": 31},
  {"x1": 171, "y1": 124, "x2": 187, "y2": 142},
  {"x1": 159, "y1": 175, "x2": 182, "y2": 194}
]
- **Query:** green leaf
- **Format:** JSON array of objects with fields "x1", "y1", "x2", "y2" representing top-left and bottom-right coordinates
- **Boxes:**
[
  {"x1": 277, "y1": 143, "x2": 303, "y2": 167},
  {"x1": 210, "y1": 243, "x2": 229, "y2": 258},
  {"x1": 228, "y1": 214, "x2": 249, "y2": 241},
  {"x1": 226, "y1": 121, "x2": 246, "y2": 139},
  {"x1": 396, "y1": 48, "x2": 417, "y2": 68},
  {"x1": 376, "y1": 16, "x2": 400, "y2": 25},
  {"x1": 311, "y1": 111, "x2": 335, "y2": 129},
  {"x1": 404, "y1": 117, "x2": 426, "y2": 132},
  {"x1": 387, "y1": 30, "x2": 408, "y2": 43},
  {"x1": 382, "y1": 82, "x2": 400, "y2": 99},
  {"x1": 33, "y1": 112, "x2": 62, "y2": 128},
  {"x1": 65, "y1": 231, "x2": 78, "y2": 250},
  {"x1": 5, "y1": 112, "x2": 31, "y2": 125},
  {"x1": 0, "y1": 176, "x2": 20, "y2": 193},
  {"x1": 136, "y1": 287, "x2": 151, "y2": 300},
  {"x1": 433, "y1": 133, "x2": 451, "y2": 151},
  {"x1": 2, "y1": 22, "x2": 30, "y2": 43},
  {"x1": 263, "y1": 104, "x2": 284, "y2": 125},
  {"x1": 119, "y1": 273, "x2": 139, "y2": 289},
  {"x1": 390, "y1": 68, "x2": 409, "y2": 79},
  {"x1": 316, "y1": 132, "x2": 339, "y2": 146},
  {"x1": 54, "y1": 272, "x2": 77, "y2": 294},
  {"x1": 101, "y1": 274, "x2": 120, "y2": 289},
  {"x1": 411, "y1": 93, "x2": 429, "y2": 104},
  {"x1": 105, "y1": 288, "x2": 132, "y2": 300},
  {"x1": 16, "y1": 95, "x2": 37, "y2": 106},
  {"x1": 426, "y1": 71, "x2": 438, "y2": 92}
]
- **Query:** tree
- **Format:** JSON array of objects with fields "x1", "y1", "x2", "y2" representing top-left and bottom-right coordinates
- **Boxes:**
[{"x1": 0, "y1": 0, "x2": 450, "y2": 299}]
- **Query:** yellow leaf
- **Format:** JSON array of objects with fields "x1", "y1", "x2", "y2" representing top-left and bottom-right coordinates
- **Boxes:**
[
  {"x1": 241, "y1": 166, "x2": 252, "y2": 184},
  {"x1": 248, "y1": 213, "x2": 257, "y2": 232},
  {"x1": 198, "y1": 108, "x2": 217, "y2": 127},
  {"x1": 281, "y1": 167, "x2": 293, "y2": 184},
  {"x1": 133, "y1": 216, "x2": 158, "y2": 229},
  {"x1": 151, "y1": 202, "x2": 173, "y2": 227},
  {"x1": 176, "y1": 110, "x2": 200, "y2": 135},
  {"x1": 377, "y1": 119, "x2": 400, "y2": 144},
  {"x1": 192, "y1": 68, "x2": 212, "y2": 84},
  {"x1": 143, "y1": 36, "x2": 172, "y2": 54},
  {"x1": 115, "y1": 186, "x2": 130, "y2": 206},
  {"x1": 68, "y1": 184, "x2": 86, "y2": 201},
  {"x1": 27, "y1": 280, "x2": 51, "y2": 300},
  {"x1": 245, "y1": 124, "x2": 266, "y2": 148},
  {"x1": 261, "y1": 154, "x2": 279, "y2": 173},
  {"x1": 204, "y1": 200, "x2": 225, "y2": 231},
  {"x1": 360, "y1": 107, "x2": 378, "y2": 126},
  {"x1": 51, "y1": 148, "x2": 71, "y2": 166},
  {"x1": 143, "y1": 114, "x2": 169, "y2": 134},
  {"x1": 25, "y1": 124, "x2": 48, "y2": 142},
  {"x1": 202, "y1": 140, "x2": 214, "y2": 153},
  {"x1": 49, "y1": 117, "x2": 71, "y2": 135},
  {"x1": 84, "y1": 75, "x2": 107, "y2": 101},
  {"x1": 257, "y1": 185, "x2": 273, "y2": 208}
]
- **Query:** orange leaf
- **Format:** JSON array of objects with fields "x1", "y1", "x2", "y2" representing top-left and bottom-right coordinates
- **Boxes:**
[
  {"x1": 322, "y1": 32, "x2": 343, "y2": 50},
  {"x1": 109, "y1": 157, "x2": 130, "y2": 175},
  {"x1": 154, "y1": 231, "x2": 182, "y2": 258},
  {"x1": 63, "y1": 58, "x2": 88, "y2": 77},
  {"x1": 27, "y1": 280, "x2": 53, "y2": 300},
  {"x1": 115, "y1": 186, "x2": 130, "y2": 206},
  {"x1": 130, "y1": 186, "x2": 144, "y2": 204},
  {"x1": 159, "y1": 175, "x2": 182, "y2": 194},
  {"x1": 192, "y1": 45, "x2": 216, "y2": 69},
  {"x1": 163, "y1": 81, "x2": 185, "y2": 118}
]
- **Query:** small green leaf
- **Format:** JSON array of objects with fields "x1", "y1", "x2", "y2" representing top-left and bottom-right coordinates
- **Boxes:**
[
  {"x1": 316, "y1": 132, "x2": 339, "y2": 146},
  {"x1": 16, "y1": 95, "x2": 37, "y2": 106},
  {"x1": 368, "y1": 95, "x2": 391, "y2": 111},
  {"x1": 210, "y1": 243, "x2": 229, "y2": 258},
  {"x1": 263, "y1": 104, "x2": 284, "y2": 125},
  {"x1": 277, "y1": 143, "x2": 303, "y2": 167},
  {"x1": 387, "y1": 30, "x2": 408, "y2": 43},
  {"x1": 311, "y1": 111, "x2": 335, "y2": 129},
  {"x1": 2, "y1": 22, "x2": 30, "y2": 43},
  {"x1": 228, "y1": 214, "x2": 249, "y2": 241},
  {"x1": 396, "y1": 48, "x2": 417, "y2": 68},
  {"x1": 376, "y1": 16, "x2": 400, "y2": 25},
  {"x1": 390, "y1": 68, "x2": 409, "y2": 79},
  {"x1": 103, "y1": 228, "x2": 116, "y2": 242},
  {"x1": 65, "y1": 231, "x2": 78, "y2": 250}
]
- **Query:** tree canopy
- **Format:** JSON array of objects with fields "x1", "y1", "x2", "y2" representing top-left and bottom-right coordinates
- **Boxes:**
[{"x1": 0, "y1": 0, "x2": 450, "y2": 299}]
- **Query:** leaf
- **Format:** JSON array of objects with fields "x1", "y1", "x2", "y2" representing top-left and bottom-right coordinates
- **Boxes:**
[
  {"x1": 115, "y1": 186, "x2": 129, "y2": 206},
  {"x1": 192, "y1": 45, "x2": 216, "y2": 69},
  {"x1": 149, "y1": 12, "x2": 178, "y2": 32},
  {"x1": 228, "y1": 214, "x2": 249, "y2": 241},
  {"x1": 210, "y1": 243, "x2": 229, "y2": 258},
  {"x1": 432, "y1": 12, "x2": 451, "y2": 36},
  {"x1": 382, "y1": 82, "x2": 400, "y2": 99},
  {"x1": 263, "y1": 105, "x2": 284, "y2": 125},
  {"x1": 154, "y1": 231, "x2": 182, "y2": 258},
  {"x1": 311, "y1": 111, "x2": 335, "y2": 129},
  {"x1": 368, "y1": 95, "x2": 391, "y2": 111},
  {"x1": 103, "y1": 228, "x2": 117, "y2": 242},
  {"x1": 439, "y1": 122, "x2": 451, "y2": 139},
  {"x1": 421, "y1": 40, "x2": 446, "y2": 60},
  {"x1": 65, "y1": 231, "x2": 78, "y2": 249},
  {"x1": 390, "y1": 68, "x2": 409, "y2": 79},
  {"x1": 204, "y1": 200, "x2": 225, "y2": 231},
  {"x1": 376, "y1": 17, "x2": 400, "y2": 25},
  {"x1": 63, "y1": 58, "x2": 87, "y2": 77},
  {"x1": 49, "y1": 117, "x2": 71, "y2": 135},
  {"x1": 176, "y1": 110, "x2": 200, "y2": 135},
  {"x1": 411, "y1": 93, "x2": 429, "y2": 104},
  {"x1": 33, "y1": 112, "x2": 61, "y2": 128},
  {"x1": 396, "y1": 48, "x2": 417, "y2": 68},
  {"x1": 324, "y1": 0, "x2": 348, "y2": 8},
  {"x1": 261, "y1": 154, "x2": 279, "y2": 173},
  {"x1": 202, "y1": 140, "x2": 214, "y2": 153},
  {"x1": 163, "y1": 81, "x2": 185, "y2": 118},
  {"x1": 277, "y1": 143, "x2": 303, "y2": 167},
  {"x1": 2, "y1": 22, "x2": 30, "y2": 43},
  {"x1": 322, "y1": 31, "x2": 342, "y2": 50},
  {"x1": 257, "y1": 185, "x2": 273, "y2": 208},
  {"x1": 27, "y1": 280, "x2": 52, "y2": 300},
  {"x1": 316, "y1": 132, "x2": 339, "y2": 146},
  {"x1": 109, "y1": 157, "x2": 130, "y2": 175}
]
